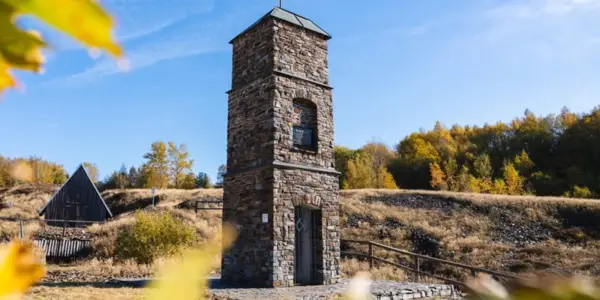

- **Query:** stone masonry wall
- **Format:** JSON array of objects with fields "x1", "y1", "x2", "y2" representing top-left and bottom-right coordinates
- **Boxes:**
[
  {"x1": 227, "y1": 76, "x2": 276, "y2": 170},
  {"x1": 273, "y1": 19, "x2": 329, "y2": 84},
  {"x1": 231, "y1": 19, "x2": 275, "y2": 90},
  {"x1": 272, "y1": 168, "x2": 340, "y2": 286},
  {"x1": 221, "y1": 168, "x2": 274, "y2": 286}
]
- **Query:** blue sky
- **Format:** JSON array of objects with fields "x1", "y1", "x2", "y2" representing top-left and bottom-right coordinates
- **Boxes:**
[{"x1": 1, "y1": 0, "x2": 599, "y2": 180}]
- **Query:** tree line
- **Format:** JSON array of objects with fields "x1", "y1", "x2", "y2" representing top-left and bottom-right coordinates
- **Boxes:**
[
  {"x1": 0, "y1": 156, "x2": 68, "y2": 186},
  {"x1": 0, "y1": 141, "x2": 226, "y2": 191},
  {"x1": 2, "y1": 106, "x2": 599, "y2": 199},
  {"x1": 335, "y1": 106, "x2": 600, "y2": 199},
  {"x1": 98, "y1": 141, "x2": 226, "y2": 190}
]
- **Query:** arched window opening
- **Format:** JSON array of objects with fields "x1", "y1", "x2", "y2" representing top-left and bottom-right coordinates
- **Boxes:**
[{"x1": 292, "y1": 99, "x2": 317, "y2": 151}]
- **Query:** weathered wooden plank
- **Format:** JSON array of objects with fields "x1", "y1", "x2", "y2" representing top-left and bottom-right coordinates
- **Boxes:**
[{"x1": 33, "y1": 238, "x2": 93, "y2": 261}]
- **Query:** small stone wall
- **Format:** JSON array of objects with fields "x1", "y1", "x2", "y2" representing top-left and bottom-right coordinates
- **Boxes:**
[{"x1": 207, "y1": 278, "x2": 459, "y2": 300}]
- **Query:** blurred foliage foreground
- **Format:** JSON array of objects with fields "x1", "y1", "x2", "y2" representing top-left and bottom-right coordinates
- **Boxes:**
[
  {"x1": 1, "y1": 227, "x2": 600, "y2": 300},
  {"x1": 0, "y1": 0, "x2": 123, "y2": 95}
]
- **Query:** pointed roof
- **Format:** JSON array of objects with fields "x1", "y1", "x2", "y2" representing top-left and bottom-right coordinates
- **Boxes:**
[
  {"x1": 38, "y1": 163, "x2": 112, "y2": 217},
  {"x1": 230, "y1": 6, "x2": 331, "y2": 44}
]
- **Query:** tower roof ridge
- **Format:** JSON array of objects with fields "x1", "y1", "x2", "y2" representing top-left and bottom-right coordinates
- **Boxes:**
[{"x1": 230, "y1": 6, "x2": 331, "y2": 44}]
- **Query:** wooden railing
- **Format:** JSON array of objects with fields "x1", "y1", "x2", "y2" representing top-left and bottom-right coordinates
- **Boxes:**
[
  {"x1": 194, "y1": 200, "x2": 223, "y2": 214},
  {"x1": 341, "y1": 239, "x2": 522, "y2": 287}
]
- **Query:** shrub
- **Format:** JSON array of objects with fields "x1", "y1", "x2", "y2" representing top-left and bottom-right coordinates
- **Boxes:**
[
  {"x1": 563, "y1": 185, "x2": 594, "y2": 199},
  {"x1": 115, "y1": 211, "x2": 197, "y2": 264}
]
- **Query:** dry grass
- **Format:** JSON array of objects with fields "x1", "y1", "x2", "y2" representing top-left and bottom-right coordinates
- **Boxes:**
[
  {"x1": 103, "y1": 188, "x2": 223, "y2": 216},
  {"x1": 26, "y1": 286, "x2": 144, "y2": 300},
  {"x1": 0, "y1": 184, "x2": 57, "y2": 219},
  {"x1": 44, "y1": 258, "x2": 163, "y2": 278},
  {"x1": 341, "y1": 258, "x2": 406, "y2": 282},
  {"x1": 341, "y1": 188, "x2": 600, "y2": 205},
  {"x1": 340, "y1": 189, "x2": 600, "y2": 282}
]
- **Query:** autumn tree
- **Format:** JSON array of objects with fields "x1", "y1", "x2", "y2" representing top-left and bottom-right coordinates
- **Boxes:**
[
  {"x1": 375, "y1": 165, "x2": 398, "y2": 189},
  {"x1": 343, "y1": 151, "x2": 398, "y2": 190},
  {"x1": 429, "y1": 162, "x2": 446, "y2": 190},
  {"x1": 473, "y1": 154, "x2": 493, "y2": 179},
  {"x1": 334, "y1": 146, "x2": 357, "y2": 188},
  {"x1": 142, "y1": 141, "x2": 169, "y2": 189},
  {"x1": 116, "y1": 164, "x2": 129, "y2": 189},
  {"x1": 0, "y1": 156, "x2": 10, "y2": 186},
  {"x1": 344, "y1": 153, "x2": 374, "y2": 189},
  {"x1": 502, "y1": 163, "x2": 523, "y2": 195},
  {"x1": 389, "y1": 133, "x2": 440, "y2": 189},
  {"x1": 9, "y1": 159, "x2": 33, "y2": 184},
  {"x1": 563, "y1": 186, "x2": 594, "y2": 199},
  {"x1": 167, "y1": 142, "x2": 194, "y2": 188},
  {"x1": 361, "y1": 141, "x2": 397, "y2": 189},
  {"x1": 181, "y1": 172, "x2": 197, "y2": 189},
  {"x1": 361, "y1": 141, "x2": 395, "y2": 171}
]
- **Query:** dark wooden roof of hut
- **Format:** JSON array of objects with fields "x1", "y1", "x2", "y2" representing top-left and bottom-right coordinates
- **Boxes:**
[{"x1": 38, "y1": 164, "x2": 112, "y2": 217}]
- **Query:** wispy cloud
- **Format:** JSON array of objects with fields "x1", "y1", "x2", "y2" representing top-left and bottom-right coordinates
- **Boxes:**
[
  {"x1": 48, "y1": 37, "x2": 226, "y2": 87},
  {"x1": 487, "y1": 0, "x2": 600, "y2": 19},
  {"x1": 444, "y1": 0, "x2": 600, "y2": 63},
  {"x1": 41, "y1": 0, "x2": 242, "y2": 87},
  {"x1": 22, "y1": 0, "x2": 216, "y2": 52},
  {"x1": 107, "y1": 0, "x2": 216, "y2": 41}
]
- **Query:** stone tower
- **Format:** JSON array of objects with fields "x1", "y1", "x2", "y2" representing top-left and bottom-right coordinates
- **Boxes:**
[{"x1": 221, "y1": 7, "x2": 340, "y2": 287}]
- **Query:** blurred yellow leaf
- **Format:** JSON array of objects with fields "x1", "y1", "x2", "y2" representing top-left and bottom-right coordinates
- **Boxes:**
[
  {"x1": 1, "y1": 0, "x2": 122, "y2": 57},
  {"x1": 10, "y1": 161, "x2": 33, "y2": 182},
  {"x1": 0, "y1": 3, "x2": 46, "y2": 72},
  {"x1": 0, "y1": 0, "x2": 122, "y2": 96},
  {"x1": 344, "y1": 271, "x2": 372, "y2": 300},
  {"x1": 146, "y1": 224, "x2": 238, "y2": 300},
  {"x1": 0, "y1": 241, "x2": 46, "y2": 298},
  {"x1": 0, "y1": 59, "x2": 17, "y2": 92},
  {"x1": 466, "y1": 273, "x2": 600, "y2": 300}
]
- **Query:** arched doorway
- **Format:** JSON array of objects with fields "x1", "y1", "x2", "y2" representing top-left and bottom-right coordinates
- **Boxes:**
[{"x1": 294, "y1": 204, "x2": 323, "y2": 285}]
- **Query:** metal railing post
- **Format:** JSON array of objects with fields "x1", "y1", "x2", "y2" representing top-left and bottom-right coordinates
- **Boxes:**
[
  {"x1": 19, "y1": 218, "x2": 24, "y2": 239},
  {"x1": 415, "y1": 256, "x2": 420, "y2": 282},
  {"x1": 368, "y1": 242, "x2": 373, "y2": 270}
]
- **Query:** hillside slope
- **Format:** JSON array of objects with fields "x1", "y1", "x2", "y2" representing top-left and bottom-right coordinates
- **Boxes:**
[
  {"x1": 340, "y1": 189, "x2": 600, "y2": 282},
  {"x1": 1, "y1": 185, "x2": 599, "y2": 282}
]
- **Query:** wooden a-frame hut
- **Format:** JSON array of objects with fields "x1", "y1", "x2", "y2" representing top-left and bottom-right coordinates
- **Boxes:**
[{"x1": 39, "y1": 164, "x2": 112, "y2": 224}]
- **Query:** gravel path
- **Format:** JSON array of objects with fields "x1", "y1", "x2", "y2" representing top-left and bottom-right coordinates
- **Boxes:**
[{"x1": 113, "y1": 277, "x2": 459, "y2": 300}]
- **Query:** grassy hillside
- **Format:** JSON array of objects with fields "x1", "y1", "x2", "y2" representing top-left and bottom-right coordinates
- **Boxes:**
[
  {"x1": 340, "y1": 189, "x2": 600, "y2": 282},
  {"x1": 1, "y1": 185, "x2": 599, "y2": 283}
]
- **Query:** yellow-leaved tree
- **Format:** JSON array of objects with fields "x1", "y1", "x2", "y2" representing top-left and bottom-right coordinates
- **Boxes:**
[{"x1": 0, "y1": 0, "x2": 123, "y2": 95}]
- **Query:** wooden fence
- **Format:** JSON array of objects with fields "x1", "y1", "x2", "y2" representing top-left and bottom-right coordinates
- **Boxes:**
[
  {"x1": 194, "y1": 200, "x2": 223, "y2": 214},
  {"x1": 341, "y1": 239, "x2": 522, "y2": 287},
  {"x1": 33, "y1": 238, "x2": 92, "y2": 262}
]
